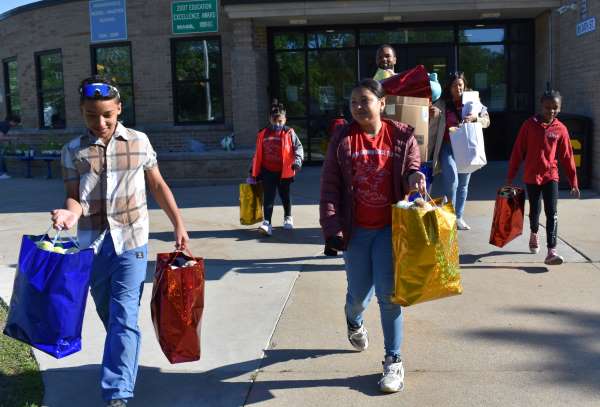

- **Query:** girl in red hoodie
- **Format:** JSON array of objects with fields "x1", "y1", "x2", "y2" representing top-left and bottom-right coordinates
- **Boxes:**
[
  {"x1": 506, "y1": 90, "x2": 580, "y2": 265},
  {"x1": 251, "y1": 100, "x2": 304, "y2": 236}
]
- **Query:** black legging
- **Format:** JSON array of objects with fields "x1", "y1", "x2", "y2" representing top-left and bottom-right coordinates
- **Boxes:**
[
  {"x1": 261, "y1": 169, "x2": 292, "y2": 223},
  {"x1": 526, "y1": 181, "x2": 558, "y2": 249}
]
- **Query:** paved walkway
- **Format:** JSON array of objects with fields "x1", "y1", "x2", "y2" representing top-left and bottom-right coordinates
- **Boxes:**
[{"x1": 0, "y1": 162, "x2": 599, "y2": 406}]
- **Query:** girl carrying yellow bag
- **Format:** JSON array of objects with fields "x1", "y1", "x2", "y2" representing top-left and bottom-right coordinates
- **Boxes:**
[{"x1": 391, "y1": 196, "x2": 462, "y2": 306}]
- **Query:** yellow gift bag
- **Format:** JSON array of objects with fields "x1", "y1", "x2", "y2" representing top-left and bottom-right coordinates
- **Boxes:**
[
  {"x1": 391, "y1": 198, "x2": 462, "y2": 306},
  {"x1": 239, "y1": 183, "x2": 264, "y2": 225}
]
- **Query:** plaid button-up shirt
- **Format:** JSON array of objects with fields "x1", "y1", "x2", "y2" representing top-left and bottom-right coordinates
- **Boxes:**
[{"x1": 61, "y1": 123, "x2": 158, "y2": 255}]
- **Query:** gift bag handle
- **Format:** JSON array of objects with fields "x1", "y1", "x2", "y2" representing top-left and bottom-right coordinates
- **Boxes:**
[
  {"x1": 39, "y1": 225, "x2": 80, "y2": 248},
  {"x1": 165, "y1": 248, "x2": 198, "y2": 267}
]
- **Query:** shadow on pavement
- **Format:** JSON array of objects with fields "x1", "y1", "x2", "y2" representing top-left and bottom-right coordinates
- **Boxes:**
[
  {"x1": 460, "y1": 264, "x2": 549, "y2": 274},
  {"x1": 150, "y1": 226, "x2": 324, "y2": 248},
  {"x1": 460, "y1": 251, "x2": 528, "y2": 264},
  {"x1": 465, "y1": 307, "x2": 600, "y2": 393},
  {"x1": 41, "y1": 348, "x2": 363, "y2": 406},
  {"x1": 144, "y1": 256, "x2": 345, "y2": 282}
]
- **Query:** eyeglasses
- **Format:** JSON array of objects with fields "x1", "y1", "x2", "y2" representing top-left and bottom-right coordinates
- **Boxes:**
[{"x1": 80, "y1": 83, "x2": 119, "y2": 98}]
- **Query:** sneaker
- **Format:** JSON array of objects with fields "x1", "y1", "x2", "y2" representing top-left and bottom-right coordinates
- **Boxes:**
[
  {"x1": 283, "y1": 216, "x2": 294, "y2": 230},
  {"x1": 0, "y1": 173, "x2": 10, "y2": 180},
  {"x1": 456, "y1": 218, "x2": 471, "y2": 230},
  {"x1": 258, "y1": 220, "x2": 272, "y2": 236},
  {"x1": 379, "y1": 356, "x2": 405, "y2": 393},
  {"x1": 529, "y1": 232, "x2": 540, "y2": 254},
  {"x1": 544, "y1": 248, "x2": 564, "y2": 265},
  {"x1": 347, "y1": 323, "x2": 369, "y2": 351},
  {"x1": 107, "y1": 400, "x2": 126, "y2": 407}
]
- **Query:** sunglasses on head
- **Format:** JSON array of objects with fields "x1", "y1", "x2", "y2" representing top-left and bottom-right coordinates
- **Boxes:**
[
  {"x1": 448, "y1": 71, "x2": 465, "y2": 79},
  {"x1": 80, "y1": 83, "x2": 119, "y2": 98}
]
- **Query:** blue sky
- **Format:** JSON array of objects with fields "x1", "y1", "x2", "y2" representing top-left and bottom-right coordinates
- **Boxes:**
[{"x1": 0, "y1": 1, "x2": 42, "y2": 15}]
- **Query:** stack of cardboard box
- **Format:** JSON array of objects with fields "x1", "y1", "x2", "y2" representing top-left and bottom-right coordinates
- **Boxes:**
[{"x1": 384, "y1": 96, "x2": 429, "y2": 162}]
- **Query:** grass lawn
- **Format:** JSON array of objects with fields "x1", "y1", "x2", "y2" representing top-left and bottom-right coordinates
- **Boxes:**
[{"x1": 0, "y1": 297, "x2": 44, "y2": 407}]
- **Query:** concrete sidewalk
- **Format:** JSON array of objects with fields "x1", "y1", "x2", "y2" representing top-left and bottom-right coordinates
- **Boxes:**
[{"x1": 0, "y1": 161, "x2": 599, "y2": 406}]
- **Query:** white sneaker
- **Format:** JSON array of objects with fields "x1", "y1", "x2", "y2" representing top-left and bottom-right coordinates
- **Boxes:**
[
  {"x1": 379, "y1": 356, "x2": 405, "y2": 393},
  {"x1": 456, "y1": 218, "x2": 471, "y2": 230},
  {"x1": 0, "y1": 173, "x2": 11, "y2": 180},
  {"x1": 258, "y1": 220, "x2": 272, "y2": 236},
  {"x1": 283, "y1": 216, "x2": 294, "y2": 230},
  {"x1": 347, "y1": 323, "x2": 369, "y2": 351}
]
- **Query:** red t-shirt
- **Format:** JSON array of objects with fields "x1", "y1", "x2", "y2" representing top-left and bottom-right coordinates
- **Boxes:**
[
  {"x1": 349, "y1": 122, "x2": 394, "y2": 229},
  {"x1": 443, "y1": 101, "x2": 462, "y2": 142},
  {"x1": 262, "y1": 128, "x2": 283, "y2": 172}
]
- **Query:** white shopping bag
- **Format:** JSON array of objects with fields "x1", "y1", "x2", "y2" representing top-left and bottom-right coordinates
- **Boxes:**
[{"x1": 450, "y1": 122, "x2": 487, "y2": 174}]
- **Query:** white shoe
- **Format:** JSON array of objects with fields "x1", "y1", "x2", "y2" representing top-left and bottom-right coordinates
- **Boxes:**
[
  {"x1": 456, "y1": 218, "x2": 471, "y2": 230},
  {"x1": 379, "y1": 356, "x2": 405, "y2": 393},
  {"x1": 0, "y1": 173, "x2": 11, "y2": 180},
  {"x1": 347, "y1": 323, "x2": 369, "y2": 351},
  {"x1": 283, "y1": 216, "x2": 294, "y2": 230},
  {"x1": 258, "y1": 220, "x2": 272, "y2": 236}
]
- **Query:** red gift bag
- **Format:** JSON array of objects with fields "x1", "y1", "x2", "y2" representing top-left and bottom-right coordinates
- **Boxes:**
[
  {"x1": 489, "y1": 186, "x2": 525, "y2": 248},
  {"x1": 380, "y1": 65, "x2": 432, "y2": 99},
  {"x1": 151, "y1": 250, "x2": 205, "y2": 363}
]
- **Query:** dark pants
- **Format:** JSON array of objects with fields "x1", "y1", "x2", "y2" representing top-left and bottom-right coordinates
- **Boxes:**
[
  {"x1": 526, "y1": 181, "x2": 558, "y2": 249},
  {"x1": 261, "y1": 168, "x2": 292, "y2": 223}
]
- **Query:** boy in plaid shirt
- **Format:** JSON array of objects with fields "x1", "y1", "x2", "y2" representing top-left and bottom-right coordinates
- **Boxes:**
[{"x1": 51, "y1": 76, "x2": 189, "y2": 406}]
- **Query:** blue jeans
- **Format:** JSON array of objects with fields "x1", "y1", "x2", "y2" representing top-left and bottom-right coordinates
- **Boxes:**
[
  {"x1": 439, "y1": 141, "x2": 471, "y2": 219},
  {"x1": 343, "y1": 225, "x2": 402, "y2": 358},
  {"x1": 90, "y1": 234, "x2": 148, "y2": 402}
]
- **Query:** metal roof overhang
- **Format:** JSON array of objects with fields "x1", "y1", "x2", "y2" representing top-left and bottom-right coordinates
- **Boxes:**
[{"x1": 223, "y1": 0, "x2": 561, "y2": 23}]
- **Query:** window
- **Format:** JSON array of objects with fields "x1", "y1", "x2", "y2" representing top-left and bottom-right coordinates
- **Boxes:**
[
  {"x1": 3, "y1": 58, "x2": 21, "y2": 120},
  {"x1": 459, "y1": 27, "x2": 505, "y2": 43},
  {"x1": 308, "y1": 30, "x2": 355, "y2": 49},
  {"x1": 92, "y1": 44, "x2": 135, "y2": 125},
  {"x1": 459, "y1": 45, "x2": 506, "y2": 111},
  {"x1": 360, "y1": 27, "x2": 453, "y2": 45},
  {"x1": 273, "y1": 32, "x2": 305, "y2": 50},
  {"x1": 171, "y1": 37, "x2": 224, "y2": 124},
  {"x1": 35, "y1": 50, "x2": 65, "y2": 128}
]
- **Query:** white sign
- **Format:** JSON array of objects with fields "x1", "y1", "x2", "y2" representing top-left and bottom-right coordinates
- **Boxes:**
[{"x1": 576, "y1": 17, "x2": 596, "y2": 36}]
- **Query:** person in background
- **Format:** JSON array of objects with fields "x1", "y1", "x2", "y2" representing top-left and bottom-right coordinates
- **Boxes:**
[
  {"x1": 373, "y1": 44, "x2": 397, "y2": 81},
  {"x1": 250, "y1": 99, "x2": 304, "y2": 236},
  {"x1": 0, "y1": 114, "x2": 21, "y2": 179},
  {"x1": 431, "y1": 71, "x2": 490, "y2": 230},
  {"x1": 506, "y1": 89, "x2": 579, "y2": 265},
  {"x1": 320, "y1": 78, "x2": 425, "y2": 393}
]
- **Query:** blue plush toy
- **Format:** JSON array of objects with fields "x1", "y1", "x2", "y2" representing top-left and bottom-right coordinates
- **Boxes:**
[{"x1": 429, "y1": 72, "x2": 442, "y2": 102}]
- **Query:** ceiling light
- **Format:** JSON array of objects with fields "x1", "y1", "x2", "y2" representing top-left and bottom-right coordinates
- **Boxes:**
[
  {"x1": 289, "y1": 18, "x2": 307, "y2": 25},
  {"x1": 383, "y1": 15, "x2": 402, "y2": 22},
  {"x1": 481, "y1": 12, "x2": 501, "y2": 18}
]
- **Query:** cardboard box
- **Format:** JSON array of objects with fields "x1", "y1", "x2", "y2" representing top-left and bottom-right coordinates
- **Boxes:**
[{"x1": 384, "y1": 96, "x2": 429, "y2": 162}]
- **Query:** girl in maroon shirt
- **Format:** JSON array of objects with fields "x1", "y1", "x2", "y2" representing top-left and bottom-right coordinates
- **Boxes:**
[
  {"x1": 506, "y1": 90, "x2": 580, "y2": 265},
  {"x1": 320, "y1": 78, "x2": 424, "y2": 393}
]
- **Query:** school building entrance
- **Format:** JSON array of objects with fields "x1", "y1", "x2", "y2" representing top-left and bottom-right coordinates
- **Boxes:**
[{"x1": 268, "y1": 22, "x2": 534, "y2": 163}]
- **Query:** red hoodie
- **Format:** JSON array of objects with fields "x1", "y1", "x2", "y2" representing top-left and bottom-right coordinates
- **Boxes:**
[{"x1": 507, "y1": 116, "x2": 578, "y2": 188}]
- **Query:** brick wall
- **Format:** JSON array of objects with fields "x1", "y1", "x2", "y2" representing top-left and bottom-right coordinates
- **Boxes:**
[
  {"x1": 0, "y1": 0, "x2": 235, "y2": 152},
  {"x1": 553, "y1": 0, "x2": 600, "y2": 190}
]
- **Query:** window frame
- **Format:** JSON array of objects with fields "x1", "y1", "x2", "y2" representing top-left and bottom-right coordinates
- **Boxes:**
[
  {"x1": 170, "y1": 35, "x2": 225, "y2": 125},
  {"x1": 2, "y1": 57, "x2": 20, "y2": 120},
  {"x1": 35, "y1": 49, "x2": 66, "y2": 129},
  {"x1": 90, "y1": 41, "x2": 136, "y2": 126}
]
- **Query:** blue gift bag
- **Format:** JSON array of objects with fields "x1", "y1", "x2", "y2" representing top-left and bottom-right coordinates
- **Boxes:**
[
  {"x1": 3, "y1": 234, "x2": 94, "y2": 358},
  {"x1": 409, "y1": 161, "x2": 434, "y2": 202}
]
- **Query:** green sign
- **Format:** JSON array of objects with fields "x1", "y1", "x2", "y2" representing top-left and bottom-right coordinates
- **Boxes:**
[{"x1": 172, "y1": 0, "x2": 218, "y2": 34}]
